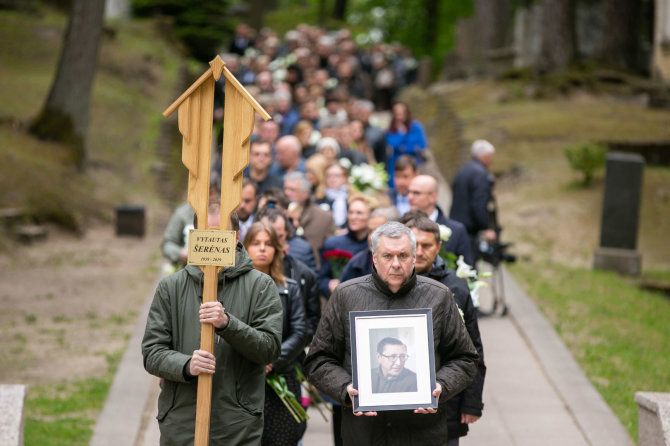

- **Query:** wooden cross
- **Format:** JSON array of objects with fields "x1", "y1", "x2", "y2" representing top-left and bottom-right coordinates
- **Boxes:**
[{"x1": 163, "y1": 55, "x2": 271, "y2": 446}]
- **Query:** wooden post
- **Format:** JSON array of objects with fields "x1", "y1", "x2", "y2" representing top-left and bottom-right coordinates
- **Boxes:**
[
  {"x1": 163, "y1": 55, "x2": 270, "y2": 446},
  {"x1": 194, "y1": 264, "x2": 218, "y2": 445}
]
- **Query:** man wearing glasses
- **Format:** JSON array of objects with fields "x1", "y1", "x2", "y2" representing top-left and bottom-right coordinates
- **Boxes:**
[
  {"x1": 407, "y1": 175, "x2": 474, "y2": 266},
  {"x1": 371, "y1": 337, "x2": 417, "y2": 393}
]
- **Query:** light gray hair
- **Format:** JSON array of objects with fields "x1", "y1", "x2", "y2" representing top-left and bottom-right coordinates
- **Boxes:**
[
  {"x1": 316, "y1": 137, "x2": 341, "y2": 156},
  {"x1": 370, "y1": 221, "x2": 416, "y2": 256},
  {"x1": 471, "y1": 139, "x2": 495, "y2": 158},
  {"x1": 354, "y1": 99, "x2": 375, "y2": 112},
  {"x1": 370, "y1": 206, "x2": 400, "y2": 222},
  {"x1": 274, "y1": 89, "x2": 292, "y2": 103},
  {"x1": 284, "y1": 172, "x2": 311, "y2": 192}
]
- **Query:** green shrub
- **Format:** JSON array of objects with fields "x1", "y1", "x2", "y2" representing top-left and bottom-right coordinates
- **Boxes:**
[{"x1": 564, "y1": 142, "x2": 607, "y2": 186}]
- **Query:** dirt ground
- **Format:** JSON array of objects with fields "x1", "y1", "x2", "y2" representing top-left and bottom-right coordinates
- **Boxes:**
[{"x1": 0, "y1": 206, "x2": 169, "y2": 385}]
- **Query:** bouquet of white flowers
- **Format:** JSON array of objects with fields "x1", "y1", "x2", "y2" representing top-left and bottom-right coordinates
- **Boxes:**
[
  {"x1": 348, "y1": 162, "x2": 388, "y2": 194},
  {"x1": 455, "y1": 255, "x2": 491, "y2": 308}
]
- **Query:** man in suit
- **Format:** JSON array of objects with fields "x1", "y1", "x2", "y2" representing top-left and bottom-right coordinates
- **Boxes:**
[
  {"x1": 408, "y1": 175, "x2": 474, "y2": 266},
  {"x1": 386, "y1": 155, "x2": 417, "y2": 216},
  {"x1": 450, "y1": 140, "x2": 497, "y2": 260},
  {"x1": 269, "y1": 135, "x2": 307, "y2": 179},
  {"x1": 244, "y1": 139, "x2": 283, "y2": 195}
]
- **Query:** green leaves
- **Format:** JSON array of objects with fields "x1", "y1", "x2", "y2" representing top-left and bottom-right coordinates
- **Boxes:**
[
  {"x1": 564, "y1": 141, "x2": 607, "y2": 187},
  {"x1": 266, "y1": 373, "x2": 309, "y2": 423}
]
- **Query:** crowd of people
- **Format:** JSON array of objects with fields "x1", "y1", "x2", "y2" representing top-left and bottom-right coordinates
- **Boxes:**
[
  {"x1": 146, "y1": 22, "x2": 502, "y2": 446},
  {"x1": 211, "y1": 22, "x2": 429, "y2": 187}
]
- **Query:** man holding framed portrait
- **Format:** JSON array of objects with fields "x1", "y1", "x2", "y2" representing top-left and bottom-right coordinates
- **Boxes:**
[{"x1": 305, "y1": 222, "x2": 479, "y2": 445}]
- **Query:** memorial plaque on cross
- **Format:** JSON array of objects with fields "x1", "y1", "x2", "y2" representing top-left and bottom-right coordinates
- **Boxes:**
[
  {"x1": 163, "y1": 55, "x2": 271, "y2": 446},
  {"x1": 594, "y1": 152, "x2": 644, "y2": 276}
]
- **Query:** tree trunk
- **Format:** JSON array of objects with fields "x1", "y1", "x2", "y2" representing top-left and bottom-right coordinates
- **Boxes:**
[
  {"x1": 29, "y1": 0, "x2": 106, "y2": 170},
  {"x1": 318, "y1": 0, "x2": 327, "y2": 25},
  {"x1": 474, "y1": 0, "x2": 495, "y2": 53},
  {"x1": 246, "y1": 0, "x2": 266, "y2": 31},
  {"x1": 473, "y1": 0, "x2": 513, "y2": 75},
  {"x1": 595, "y1": 0, "x2": 640, "y2": 71},
  {"x1": 538, "y1": 0, "x2": 576, "y2": 73},
  {"x1": 423, "y1": 0, "x2": 439, "y2": 57},
  {"x1": 492, "y1": 0, "x2": 514, "y2": 49},
  {"x1": 333, "y1": 0, "x2": 347, "y2": 21}
]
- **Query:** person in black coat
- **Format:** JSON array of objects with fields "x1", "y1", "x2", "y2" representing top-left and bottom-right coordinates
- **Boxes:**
[
  {"x1": 386, "y1": 155, "x2": 417, "y2": 217},
  {"x1": 228, "y1": 23, "x2": 255, "y2": 56},
  {"x1": 400, "y1": 214, "x2": 486, "y2": 446},
  {"x1": 318, "y1": 195, "x2": 375, "y2": 298},
  {"x1": 304, "y1": 222, "x2": 479, "y2": 446},
  {"x1": 243, "y1": 221, "x2": 308, "y2": 446},
  {"x1": 408, "y1": 175, "x2": 474, "y2": 266},
  {"x1": 449, "y1": 140, "x2": 498, "y2": 259}
]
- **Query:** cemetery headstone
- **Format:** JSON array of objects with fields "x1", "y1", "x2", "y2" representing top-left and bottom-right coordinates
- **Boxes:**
[{"x1": 593, "y1": 152, "x2": 644, "y2": 276}]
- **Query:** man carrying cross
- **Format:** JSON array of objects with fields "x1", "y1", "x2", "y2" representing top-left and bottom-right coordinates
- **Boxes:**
[{"x1": 142, "y1": 205, "x2": 283, "y2": 445}]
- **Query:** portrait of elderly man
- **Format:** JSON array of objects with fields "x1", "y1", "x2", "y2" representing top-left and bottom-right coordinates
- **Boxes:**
[
  {"x1": 304, "y1": 221, "x2": 478, "y2": 445},
  {"x1": 371, "y1": 336, "x2": 417, "y2": 394}
]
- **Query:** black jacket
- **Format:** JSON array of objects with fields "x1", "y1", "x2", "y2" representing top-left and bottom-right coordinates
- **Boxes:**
[
  {"x1": 340, "y1": 247, "x2": 373, "y2": 284},
  {"x1": 305, "y1": 267, "x2": 479, "y2": 445},
  {"x1": 423, "y1": 257, "x2": 486, "y2": 438},
  {"x1": 434, "y1": 206, "x2": 475, "y2": 266},
  {"x1": 284, "y1": 254, "x2": 320, "y2": 342},
  {"x1": 273, "y1": 278, "x2": 308, "y2": 373},
  {"x1": 449, "y1": 158, "x2": 493, "y2": 235},
  {"x1": 286, "y1": 236, "x2": 317, "y2": 271}
]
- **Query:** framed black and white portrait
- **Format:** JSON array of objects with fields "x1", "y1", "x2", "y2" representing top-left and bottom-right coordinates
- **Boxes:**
[{"x1": 349, "y1": 308, "x2": 437, "y2": 412}]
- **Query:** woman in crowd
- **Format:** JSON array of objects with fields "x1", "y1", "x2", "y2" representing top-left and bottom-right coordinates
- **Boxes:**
[
  {"x1": 316, "y1": 136, "x2": 341, "y2": 164},
  {"x1": 293, "y1": 119, "x2": 317, "y2": 159},
  {"x1": 318, "y1": 162, "x2": 351, "y2": 228},
  {"x1": 385, "y1": 101, "x2": 427, "y2": 186},
  {"x1": 305, "y1": 153, "x2": 329, "y2": 201},
  {"x1": 242, "y1": 222, "x2": 307, "y2": 446},
  {"x1": 349, "y1": 119, "x2": 377, "y2": 165},
  {"x1": 317, "y1": 194, "x2": 376, "y2": 298}
]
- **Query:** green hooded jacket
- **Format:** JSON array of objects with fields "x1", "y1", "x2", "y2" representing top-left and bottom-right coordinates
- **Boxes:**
[{"x1": 142, "y1": 243, "x2": 283, "y2": 445}]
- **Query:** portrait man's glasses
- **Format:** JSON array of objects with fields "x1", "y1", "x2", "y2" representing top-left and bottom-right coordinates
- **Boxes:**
[{"x1": 380, "y1": 353, "x2": 410, "y2": 362}]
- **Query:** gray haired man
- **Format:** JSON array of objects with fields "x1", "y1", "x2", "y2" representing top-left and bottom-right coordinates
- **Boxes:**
[
  {"x1": 305, "y1": 221, "x2": 479, "y2": 445},
  {"x1": 283, "y1": 171, "x2": 335, "y2": 268}
]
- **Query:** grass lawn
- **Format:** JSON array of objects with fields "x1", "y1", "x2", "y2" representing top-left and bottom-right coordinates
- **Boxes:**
[
  {"x1": 510, "y1": 261, "x2": 670, "y2": 440},
  {"x1": 23, "y1": 352, "x2": 121, "y2": 446}
]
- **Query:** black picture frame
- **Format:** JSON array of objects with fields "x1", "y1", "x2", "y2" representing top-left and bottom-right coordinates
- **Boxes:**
[{"x1": 349, "y1": 308, "x2": 437, "y2": 412}]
